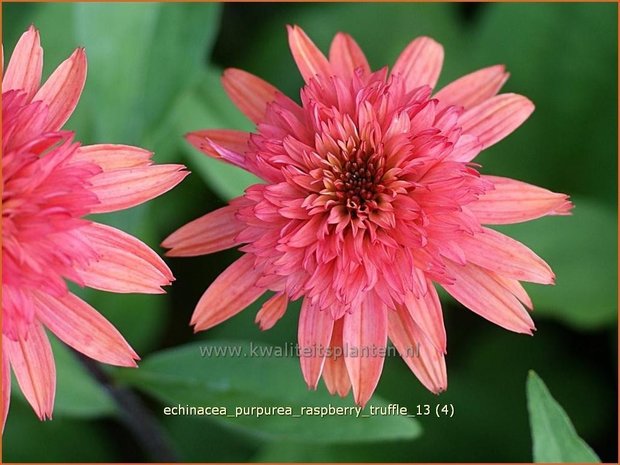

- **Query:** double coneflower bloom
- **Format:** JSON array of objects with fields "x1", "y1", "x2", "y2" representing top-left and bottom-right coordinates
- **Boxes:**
[
  {"x1": 3, "y1": 24, "x2": 572, "y2": 429},
  {"x1": 2, "y1": 26, "x2": 187, "y2": 428},
  {"x1": 165, "y1": 26, "x2": 572, "y2": 406}
]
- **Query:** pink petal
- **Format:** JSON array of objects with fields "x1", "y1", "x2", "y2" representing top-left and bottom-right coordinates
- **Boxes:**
[
  {"x1": 434, "y1": 65, "x2": 509, "y2": 110},
  {"x1": 391, "y1": 36, "x2": 444, "y2": 91},
  {"x1": 493, "y1": 275, "x2": 533, "y2": 310},
  {"x1": 255, "y1": 293, "x2": 288, "y2": 331},
  {"x1": 74, "y1": 144, "x2": 153, "y2": 170},
  {"x1": 460, "y1": 227, "x2": 555, "y2": 284},
  {"x1": 222, "y1": 69, "x2": 280, "y2": 124},
  {"x1": 443, "y1": 261, "x2": 535, "y2": 334},
  {"x1": 162, "y1": 205, "x2": 244, "y2": 257},
  {"x1": 460, "y1": 93, "x2": 534, "y2": 150},
  {"x1": 469, "y1": 175, "x2": 573, "y2": 224},
  {"x1": 287, "y1": 25, "x2": 332, "y2": 82},
  {"x1": 404, "y1": 283, "x2": 447, "y2": 354},
  {"x1": 328, "y1": 33, "x2": 371, "y2": 80},
  {"x1": 343, "y1": 293, "x2": 388, "y2": 407},
  {"x1": 298, "y1": 298, "x2": 335, "y2": 389},
  {"x1": 192, "y1": 254, "x2": 265, "y2": 331},
  {"x1": 75, "y1": 222, "x2": 173, "y2": 294},
  {"x1": 33, "y1": 48, "x2": 87, "y2": 132},
  {"x1": 4, "y1": 323, "x2": 55, "y2": 420},
  {"x1": 322, "y1": 318, "x2": 351, "y2": 397},
  {"x1": 2, "y1": 339, "x2": 11, "y2": 431},
  {"x1": 3, "y1": 25, "x2": 43, "y2": 100},
  {"x1": 87, "y1": 162, "x2": 188, "y2": 215},
  {"x1": 35, "y1": 291, "x2": 139, "y2": 367},
  {"x1": 388, "y1": 305, "x2": 447, "y2": 394},
  {"x1": 186, "y1": 129, "x2": 250, "y2": 162}
]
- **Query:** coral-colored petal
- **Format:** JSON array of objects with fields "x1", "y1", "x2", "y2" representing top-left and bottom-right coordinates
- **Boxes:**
[
  {"x1": 388, "y1": 305, "x2": 447, "y2": 393},
  {"x1": 73, "y1": 144, "x2": 153, "y2": 170},
  {"x1": 469, "y1": 175, "x2": 573, "y2": 224},
  {"x1": 32, "y1": 48, "x2": 87, "y2": 132},
  {"x1": 163, "y1": 205, "x2": 244, "y2": 257},
  {"x1": 322, "y1": 318, "x2": 351, "y2": 397},
  {"x1": 3, "y1": 25, "x2": 43, "y2": 100},
  {"x1": 75, "y1": 222, "x2": 173, "y2": 294},
  {"x1": 391, "y1": 36, "x2": 444, "y2": 91},
  {"x1": 192, "y1": 254, "x2": 265, "y2": 331},
  {"x1": 34, "y1": 291, "x2": 139, "y2": 367},
  {"x1": 2, "y1": 340, "x2": 11, "y2": 431},
  {"x1": 87, "y1": 163, "x2": 188, "y2": 215},
  {"x1": 443, "y1": 261, "x2": 535, "y2": 334},
  {"x1": 186, "y1": 130, "x2": 249, "y2": 154},
  {"x1": 186, "y1": 129, "x2": 250, "y2": 163},
  {"x1": 460, "y1": 227, "x2": 555, "y2": 284},
  {"x1": 4, "y1": 323, "x2": 55, "y2": 420},
  {"x1": 434, "y1": 65, "x2": 509, "y2": 110},
  {"x1": 222, "y1": 69, "x2": 281, "y2": 124},
  {"x1": 328, "y1": 33, "x2": 371, "y2": 80},
  {"x1": 460, "y1": 93, "x2": 534, "y2": 150},
  {"x1": 287, "y1": 25, "x2": 332, "y2": 82},
  {"x1": 299, "y1": 298, "x2": 335, "y2": 389},
  {"x1": 343, "y1": 293, "x2": 388, "y2": 407},
  {"x1": 255, "y1": 293, "x2": 288, "y2": 331},
  {"x1": 404, "y1": 283, "x2": 447, "y2": 354}
]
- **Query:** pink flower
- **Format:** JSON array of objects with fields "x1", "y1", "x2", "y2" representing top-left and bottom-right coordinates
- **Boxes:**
[
  {"x1": 164, "y1": 26, "x2": 572, "y2": 406},
  {"x1": 2, "y1": 26, "x2": 188, "y2": 428}
]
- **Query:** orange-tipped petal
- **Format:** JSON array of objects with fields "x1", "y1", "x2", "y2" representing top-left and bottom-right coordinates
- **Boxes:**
[
  {"x1": 222, "y1": 69, "x2": 281, "y2": 124},
  {"x1": 75, "y1": 222, "x2": 173, "y2": 294},
  {"x1": 298, "y1": 299, "x2": 335, "y2": 389},
  {"x1": 328, "y1": 33, "x2": 370, "y2": 80},
  {"x1": 33, "y1": 48, "x2": 87, "y2": 132},
  {"x1": 185, "y1": 129, "x2": 249, "y2": 170},
  {"x1": 391, "y1": 36, "x2": 444, "y2": 91},
  {"x1": 3, "y1": 25, "x2": 43, "y2": 100},
  {"x1": 404, "y1": 282, "x2": 447, "y2": 354},
  {"x1": 186, "y1": 129, "x2": 250, "y2": 159},
  {"x1": 443, "y1": 261, "x2": 535, "y2": 334},
  {"x1": 2, "y1": 340, "x2": 11, "y2": 431},
  {"x1": 322, "y1": 318, "x2": 351, "y2": 397},
  {"x1": 4, "y1": 323, "x2": 55, "y2": 420},
  {"x1": 460, "y1": 93, "x2": 534, "y2": 150},
  {"x1": 34, "y1": 291, "x2": 139, "y2": 367},
  {"x1": 255, "y1": 293, "x2": 288, "y2": 331},
  {"x1": 388, "y1": 305, "x2": 447, "y2": 394},
  {"x1": 460, "y1": 227, "x2": 555, "y2": 284},
  {"x1": 87, "y1": 163, "x2": 188, "y2": 215},
  {"x1": 287, "y1": 25, "x2": 332, "y2": 82},
  {"x1": 163, "y1": 205, "x2": 244, "y2": 257},
  {"x1": 469, "y1": 175, "x2": 573, "y2": 224},
  {"x1": 434, "y1": 65, "x2": 509, "y2": 110},
  {"x1": 74, "y1": 144, "x2": 153, "y2": 170},
  {"x1": 192, "y1": 254, "x2": 265, "y2": 331},
  {"x1": 343, "y1": 294, "x2": 388, "y2": 407}
]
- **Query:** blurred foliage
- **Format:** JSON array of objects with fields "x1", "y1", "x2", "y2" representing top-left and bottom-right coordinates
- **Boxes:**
[
  {"x1": 2, "y1": 2, "x2": 617, "y2": 463},
  {"x1": 527, "y1": 371, "x2": 600, "y2": 463},
  {"x1": 119, "y1": 340, "x2": 421, "y2": 444}
]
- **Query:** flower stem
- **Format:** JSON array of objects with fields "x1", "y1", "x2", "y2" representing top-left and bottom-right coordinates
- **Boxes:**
[{"x1": 75, "y1": 352, "x2": 179, "y2": 462}]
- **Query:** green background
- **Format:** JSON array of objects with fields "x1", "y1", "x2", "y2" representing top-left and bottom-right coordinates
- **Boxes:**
[{"x1": 2, "y1": 2, "x2": 617, "y2": 462}]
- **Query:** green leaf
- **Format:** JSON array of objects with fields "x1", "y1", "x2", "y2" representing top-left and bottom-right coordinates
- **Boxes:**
[
  {"x1": 74, "y1": 3, "x2": 162, "y2": 144},
  {"x1": 527, "y1": 371, "x2": 600, "y2": 463},
  {"x1": 495, "y1": 197, "x2": 617, "y2": 330},
  {"x1": 74, "y1": 3, "x2": 222, "y2": 147},
  {"x1": 118, "y1": 340, "x2": 421, "y2": 444},
  {"x1": 11, "y1": 335, "x2": 116, "y2": 419}
]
